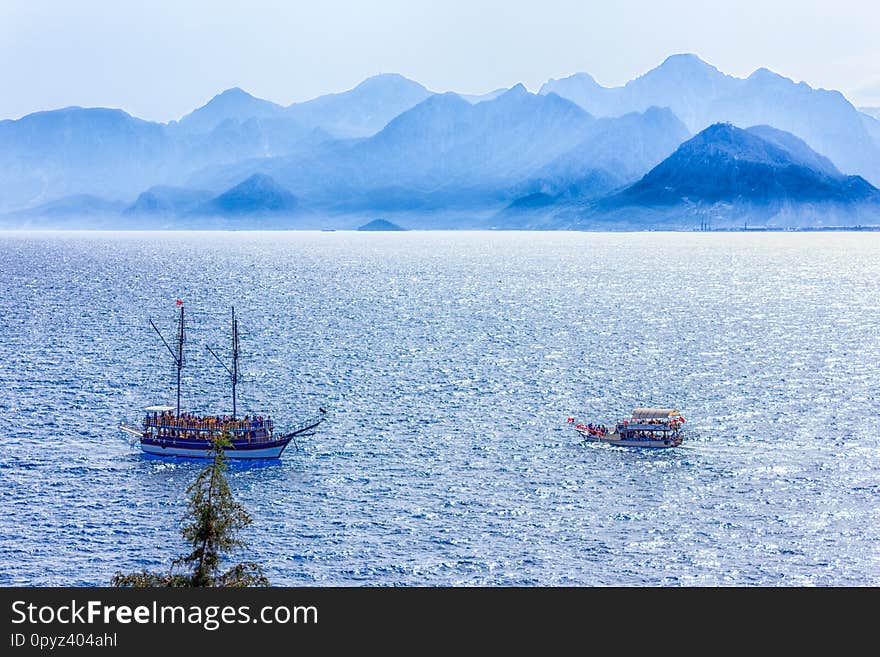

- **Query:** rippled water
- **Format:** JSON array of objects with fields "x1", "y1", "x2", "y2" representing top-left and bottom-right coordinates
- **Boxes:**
[{"x1": 0, "y1": 230, "x2": 878, "y2": 586}]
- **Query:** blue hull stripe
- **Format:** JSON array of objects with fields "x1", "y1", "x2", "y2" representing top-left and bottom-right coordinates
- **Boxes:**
[{"x1": 141, "y1": 437, "x2": 291, "y2": 451}]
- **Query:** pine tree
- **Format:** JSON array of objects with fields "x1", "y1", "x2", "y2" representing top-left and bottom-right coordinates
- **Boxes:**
[{"x1": 113, "y1": 433, "x2": 269, "y2": 587}]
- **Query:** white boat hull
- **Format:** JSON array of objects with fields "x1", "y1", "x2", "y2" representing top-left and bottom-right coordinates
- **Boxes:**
[
  {"x1": 140, "y1": 441, "x2": 288, "y2": 459},
  {"x1": 576, "y1": 430, "x2": 681, "y2": 448}
]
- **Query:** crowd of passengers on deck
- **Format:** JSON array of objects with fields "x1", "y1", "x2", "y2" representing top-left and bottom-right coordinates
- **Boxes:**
[
  {"x1": 145, "y1": 410, "x2": 272, "y2": 431},
  {"x1": 621, "y1": 430, "x2": 671, "y2": 440}
]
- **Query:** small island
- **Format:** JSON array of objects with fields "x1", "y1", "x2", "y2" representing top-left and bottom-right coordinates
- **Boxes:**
[{"x1": 357, "y1": 219, "x2": 406, "y2": 231}]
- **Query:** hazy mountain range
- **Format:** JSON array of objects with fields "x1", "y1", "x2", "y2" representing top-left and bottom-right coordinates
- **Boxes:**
[
  {"x1": 1, "y1": 55, "x2": 879, "y2": 229},
  {"x1": 541, "y1": 55, "x2": 880, "y2": 187}
]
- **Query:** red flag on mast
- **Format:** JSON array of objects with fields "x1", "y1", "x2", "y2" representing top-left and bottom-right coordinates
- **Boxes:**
[{"x1": 175, "y1": 299, "x2": 183, "y2": 306}]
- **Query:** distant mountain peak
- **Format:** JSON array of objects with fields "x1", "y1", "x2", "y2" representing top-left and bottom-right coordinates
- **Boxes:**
[
  {"x1": 420, "y1": 91, "x2": 471, "y2": 110},
  {"x1": 200, "y1": 86, "x2": 276, "y2": 108},
  {"x1": 638, "y1": 105, "x2": 678, "y2": 120},
  {"x1": 699, "y1": 121, "x2": 737, "y2": 137},
  {"x1": 566, "y1": 72, "x2": 600, "y2": 85},
  {"x1": 125, "y1": 185, "x2": 213, "y2": 216},
  {"x1": 542, "y1": 72, "x2": 600, "y2": 88},
  {"x1": 659, "y1": 53, "x2": 714, "y2": 69},
  {"x1": 177, "y1": 87, "x2": 283, "y2": 133},
  {"x1": 284, "y1": 73, "x2": 432, "y2": 138},
  {"x1": 355, "y1": 73, "x2": 426, "y2": 91},
  {"x1": 746, "y1": 67, "x2": 790, "y2": 84},
  {"x1": 216, "y1": 86, "x2": 250, "y2": 97},
  {"x1": 196, "y1": 173, "x2": 298, "y2": 216},
  {"x1": 357, "y1": 218, "x2": 405, "y2": 231},
  {"x1": 491, "y1": 83, "x2": 531, "y2": 104},
  {"x1": 644, "y1": 53, "x2": 724, "y2": 80},
  {"x1": 375, "y1": 91, "x2": 470, "y2": 136},
  {"x1": 230, "y1": 172, "x2": 283, "y2": 190},
  {"x1": 22, "y1": 106, "x2": 142, "y2": 124}
]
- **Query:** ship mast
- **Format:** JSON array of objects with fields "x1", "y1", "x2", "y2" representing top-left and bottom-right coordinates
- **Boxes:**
[
  {"x1": 207, "y1": 305, "x2": 241, "y2": 420},
  {"x1": 176, "y1": 303, "x2": 184, "y2": 418},
  {"x1": 150, "y1": 301, "x2": 185, "y2": 418},
  {"x1": 232, "y1": 306, "x2": 240, "y2": 420}
]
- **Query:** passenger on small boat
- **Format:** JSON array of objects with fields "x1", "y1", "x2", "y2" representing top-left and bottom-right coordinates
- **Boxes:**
[{"x1": 581, "y1": 423, "x2": 608, "y2": 436}]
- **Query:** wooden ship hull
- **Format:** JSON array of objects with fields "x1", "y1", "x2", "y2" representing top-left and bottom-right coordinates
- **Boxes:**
[{"x1": 140, "y1": 437, "x2": 292, "y2": 459}]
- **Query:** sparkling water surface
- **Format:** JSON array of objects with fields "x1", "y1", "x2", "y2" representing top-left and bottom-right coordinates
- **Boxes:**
[{"x1": 0, "y1": 230, "x2": 878, "y2": 586}]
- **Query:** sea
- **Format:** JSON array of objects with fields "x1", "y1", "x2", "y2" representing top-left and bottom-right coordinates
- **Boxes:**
[{"x1": 0, "y1": 230, "x2": 878, "y2": 586}]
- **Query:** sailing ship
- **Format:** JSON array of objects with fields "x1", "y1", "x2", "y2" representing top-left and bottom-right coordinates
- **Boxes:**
[
  {"x1": 569, "y1": 408, "x2": 685, "y2": 448},
  {"x1": 120, "y1": 301, "x2": 325, "y2": 459}
]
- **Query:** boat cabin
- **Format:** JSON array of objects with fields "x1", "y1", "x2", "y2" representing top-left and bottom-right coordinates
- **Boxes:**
[{"x1": 616, "y1": 407, "x2": 683, "y2": 439}]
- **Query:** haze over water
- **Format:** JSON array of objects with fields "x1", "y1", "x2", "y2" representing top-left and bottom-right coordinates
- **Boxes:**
[{"x1": 0, "y1": 230, "x2": 878, "y2": 585}]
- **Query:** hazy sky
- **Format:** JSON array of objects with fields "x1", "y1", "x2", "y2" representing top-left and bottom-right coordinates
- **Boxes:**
[{"x1": 2, "y1": 0, "x2": 879, "y2": 122}]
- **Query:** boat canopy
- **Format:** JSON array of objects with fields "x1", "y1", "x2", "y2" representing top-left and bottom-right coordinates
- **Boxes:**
[
  {"x1": 145, "y1": 405, "x2": 175, "y2": 412},
  {"x1": 631, "y1": 408, "x2": 681, "y2": 420}
]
